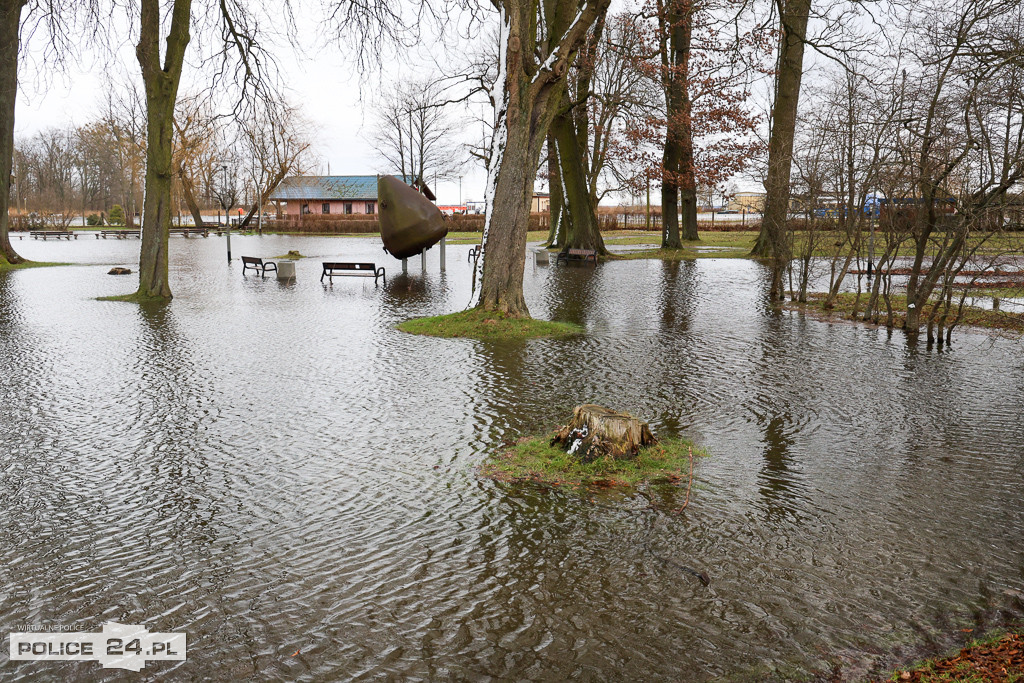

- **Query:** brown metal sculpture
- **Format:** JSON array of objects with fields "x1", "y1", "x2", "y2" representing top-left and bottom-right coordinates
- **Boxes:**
[{"x1": 377, "y1": 175, "x2": 448, "y2": 259}]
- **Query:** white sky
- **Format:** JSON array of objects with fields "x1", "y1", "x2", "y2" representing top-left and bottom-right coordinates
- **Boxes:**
[
  {"x1": 13, "y1": 0, "x2": 773, "y2": 206},
  {"x1": 14, "y1": 3, "x2": 494, "y2": 206}
]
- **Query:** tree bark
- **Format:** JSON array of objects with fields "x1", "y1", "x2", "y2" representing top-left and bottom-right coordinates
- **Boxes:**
[
  {"x1": 551, "y1": 404, "x2": 657, "y2": 463},
  {"x1": 752, "y1": 0, "x2": 812, "y2": 301},
  {"x1": 673, "y1": 3, "x2": 698, "y2": 242},
  {"x1": 475, "y1": 0, "x2": 610, "y2": 316},
  {"x1": 552, "y1": 111, "x2": 607, "y2": 254},
  {"x1": 0, "y1": 0, "x2": 27, "y2": 266},
  {"x1": 135, "y1": 0, "x2": 191, "y2": 300}
]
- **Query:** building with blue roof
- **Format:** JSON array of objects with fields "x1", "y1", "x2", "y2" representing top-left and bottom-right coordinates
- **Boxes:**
[{"x1": 268, "y1": 175, "x2": 435, "y2": 217}]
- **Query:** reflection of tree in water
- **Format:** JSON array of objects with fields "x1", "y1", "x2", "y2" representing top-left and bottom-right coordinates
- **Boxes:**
[
  {"x1": 132, "y1": 303, "x2": 223, "y2": 555},
  {"x1": 471, "y1": 339, "x2": 551, "y2": 439},
  {"x1": 657, "y1": 259, "x2": 697, "y2": 335},
  {"x1": 542, "y1": 264, "x2": 597, "y2": 327},
  {"x1": 749, "y1": 313, "x2": 807, "y2": 519},
  {"x1": 756, "y1": 413, "x2": 803, "y2": 518},
  {"x1": 650, "y1": 260, "x2": 699, "y2": 434}
]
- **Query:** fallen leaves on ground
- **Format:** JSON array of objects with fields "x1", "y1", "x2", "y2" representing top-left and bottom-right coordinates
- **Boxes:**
[{"x1": 886, "y1": 632, "x2": 1024, "y2": 682}]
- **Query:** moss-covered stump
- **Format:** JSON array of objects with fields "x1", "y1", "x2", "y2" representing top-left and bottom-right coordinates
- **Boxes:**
[
  {"x1": 480, "y1": 434, "x2": 706, "y2": 489},
  {"x1": 397, "y1": 308, "x2": 583, "y2": 341},
  {"x1": 551, "y1": 404, "x2": 657, "y2": 463}
]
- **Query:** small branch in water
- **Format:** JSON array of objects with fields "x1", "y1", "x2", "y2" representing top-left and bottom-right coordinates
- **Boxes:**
[{"x1": 672, "y1": 446, "x2": 694, "y2": 514}]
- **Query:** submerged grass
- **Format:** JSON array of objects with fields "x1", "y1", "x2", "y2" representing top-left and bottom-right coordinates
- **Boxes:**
[
  {"x1": 788, "y1": 292, "x2": 1024, "y2": 335},
  {"x1": 480, "y1": 435, "x2": 707, "y2": 488},
  {"x1": 398, "y1": 308, "x2": 582, "y2": 341},
  {"x1": 0, "y1": 260, "x2": 67, "y2": 272},
  {"x1": 97, "y1": 291, "x2": 169, "y2": 304}
]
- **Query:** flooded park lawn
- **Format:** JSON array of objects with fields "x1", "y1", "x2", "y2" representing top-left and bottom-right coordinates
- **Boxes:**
[{"x1": 2, "y1": 234, "x2": 1023, "y2": 680}]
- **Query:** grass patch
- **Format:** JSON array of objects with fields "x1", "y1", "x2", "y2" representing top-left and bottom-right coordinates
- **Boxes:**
[
  {"x1": 480, "y1": 435, "x2": 707, "y2": 488},
  {"x1": 0, "y1": 260, "x2": 67, "y2": 272},
  {"x1": 884, "y1": 626, "x2": 1024, "y2": 682},
  {"x1": 398, "y1": 308, "x2": 583, "y2": 341},
  {"x1": 97, "y1": 291, "x2": 170, "y2": 304},
  {"x1": 273, "y1": 250, "x2": 305, "y2": 259}
]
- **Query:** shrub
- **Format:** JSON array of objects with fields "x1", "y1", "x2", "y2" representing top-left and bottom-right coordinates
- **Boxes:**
[
  {"x1": 108, "y1": 205, "x2": 125, "y2": 226},
  {"x1": 86, "y1": 213, "x2": 104, "y2": 226}
]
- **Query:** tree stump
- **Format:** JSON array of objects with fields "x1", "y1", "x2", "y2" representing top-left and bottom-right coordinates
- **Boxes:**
[{"x1": 551, "y1": 405, "x2": 657, "y2": 463}]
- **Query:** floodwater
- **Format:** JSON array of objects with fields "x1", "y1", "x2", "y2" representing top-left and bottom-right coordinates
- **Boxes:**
[{"x1": 1, "y1": 234, "x2": 1023, "y2": 681}]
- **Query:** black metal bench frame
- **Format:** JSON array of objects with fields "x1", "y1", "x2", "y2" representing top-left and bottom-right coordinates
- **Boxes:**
[
  {"x1": 241, "y1": 256, "x2": 278, "y2": 277},
  {"x1": 555, "y1": 248, "x2": 598, "y2": 265},
  {"x1": 321, "y1": 262, "x2": 386, "y2": 285}
]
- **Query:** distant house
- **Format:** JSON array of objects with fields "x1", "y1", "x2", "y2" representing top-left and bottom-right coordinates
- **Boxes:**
[
  {"x1": 268, "y1": 175, "x2": 435, "y2": 216},
  {"x1": 532, "y1": 192, "x2": 550, "y2": 213},
  {"x1": 727, "y1": 191, "x2": 766, "y2": 213}
]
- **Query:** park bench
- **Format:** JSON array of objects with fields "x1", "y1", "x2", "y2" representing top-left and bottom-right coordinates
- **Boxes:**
[
  {"x1": 321, "y1": 262, "x2": 386, "y2": 285},
  {"x1": 30, "y1": 230, "x2": 76, "y2": 240},
  {"x1": 97, "y1": 230, "x2": 140, "y2": 239},
  {"x1": 555, "y1": 248, "x2": 598, "y2": 265},
  {"x1": 170, "y1": 227, "x2": 209, "y2": 237},
  {"x1": 241, "y1": 256, "x2": 278, "y2": 277}
]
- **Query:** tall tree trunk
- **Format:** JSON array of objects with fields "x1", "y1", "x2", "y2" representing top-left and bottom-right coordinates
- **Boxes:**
[
  {"x1": 475, "y1": 0, "x2": 610, "y2": 316},
  {"x1": 674, "y1": 4, "x2": 698, "y2": 242},
  {"x1": 658, "y1": 0, "x2": 691, "y2": 249},
  {"x1": 553, "y1": 112, "x2": 606, "y2": 254},
  {"x1": 661, "y1": 146, "x2": 681, "y2": 248},
  {"x1": 752, "y1": 0, "x2": 812, "y2": 301},
  {"x1": 135, "y1": 0, "x2": 191, "y2": 300},
  {"x1": 0, "y1": 0, "x2": 27, "y2": 266}
]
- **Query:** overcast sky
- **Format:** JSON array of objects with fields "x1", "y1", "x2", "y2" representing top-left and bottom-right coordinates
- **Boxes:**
[
  {"x1": 13, "y1": 0, "x2": 770, "y2": 206},
  {"x1": 13, "y1": 3, "x2": 495, "y2": 206}
]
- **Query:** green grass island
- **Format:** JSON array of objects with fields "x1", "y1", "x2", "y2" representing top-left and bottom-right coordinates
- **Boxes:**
[{"x1": 397, "y1": 308, "x2": 583, "y2": 342}]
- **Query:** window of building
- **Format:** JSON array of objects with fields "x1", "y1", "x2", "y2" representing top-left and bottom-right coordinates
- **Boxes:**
[
  {"x1": 301, "y1": 203, "x2": 309, "y2": 214},
  {"x1": 344, "y1": 202, "x2": 353, "y2": 215},
  {"x1": 365, "y1": 202, "x2": 375, "y2": 214},
  {"x1": 322, "y1": 203, "x2": 330, "y2": 214}
]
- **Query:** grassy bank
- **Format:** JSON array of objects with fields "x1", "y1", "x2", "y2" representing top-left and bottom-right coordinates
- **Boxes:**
[
  {"x1": 397, "y1": 308, "x2": 583, "y2": 341},
  {"x1": 879, "y1": 626, "x2": 1024, "y2": 682},
  {"x1": 480, "y1": 435, "x2": 706, "y2": 488},
  {"x1": 0, "y1": 260, "x2": 67, "y2": 272}
]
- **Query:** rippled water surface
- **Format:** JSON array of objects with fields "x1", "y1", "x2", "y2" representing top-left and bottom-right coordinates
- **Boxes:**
[{"x1": 2, "y1": 235, "x2": 1023, "y2": 681}]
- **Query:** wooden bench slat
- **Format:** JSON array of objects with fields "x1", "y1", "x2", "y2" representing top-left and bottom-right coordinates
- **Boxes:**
[
  {"x1": 321, "y1": 262, "x2": 386, "y2": 285},
  {"x1": 556, "y1": 248, "x2": 598, "y2": 265}
]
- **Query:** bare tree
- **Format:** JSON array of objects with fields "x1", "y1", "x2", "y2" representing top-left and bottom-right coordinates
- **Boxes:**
[
  {"x1": 237, "y1": 99, "x2": 316, "y2": 228},
  {"x1": 372, "y1": 78, "x2": 463, "y2": 186}
]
